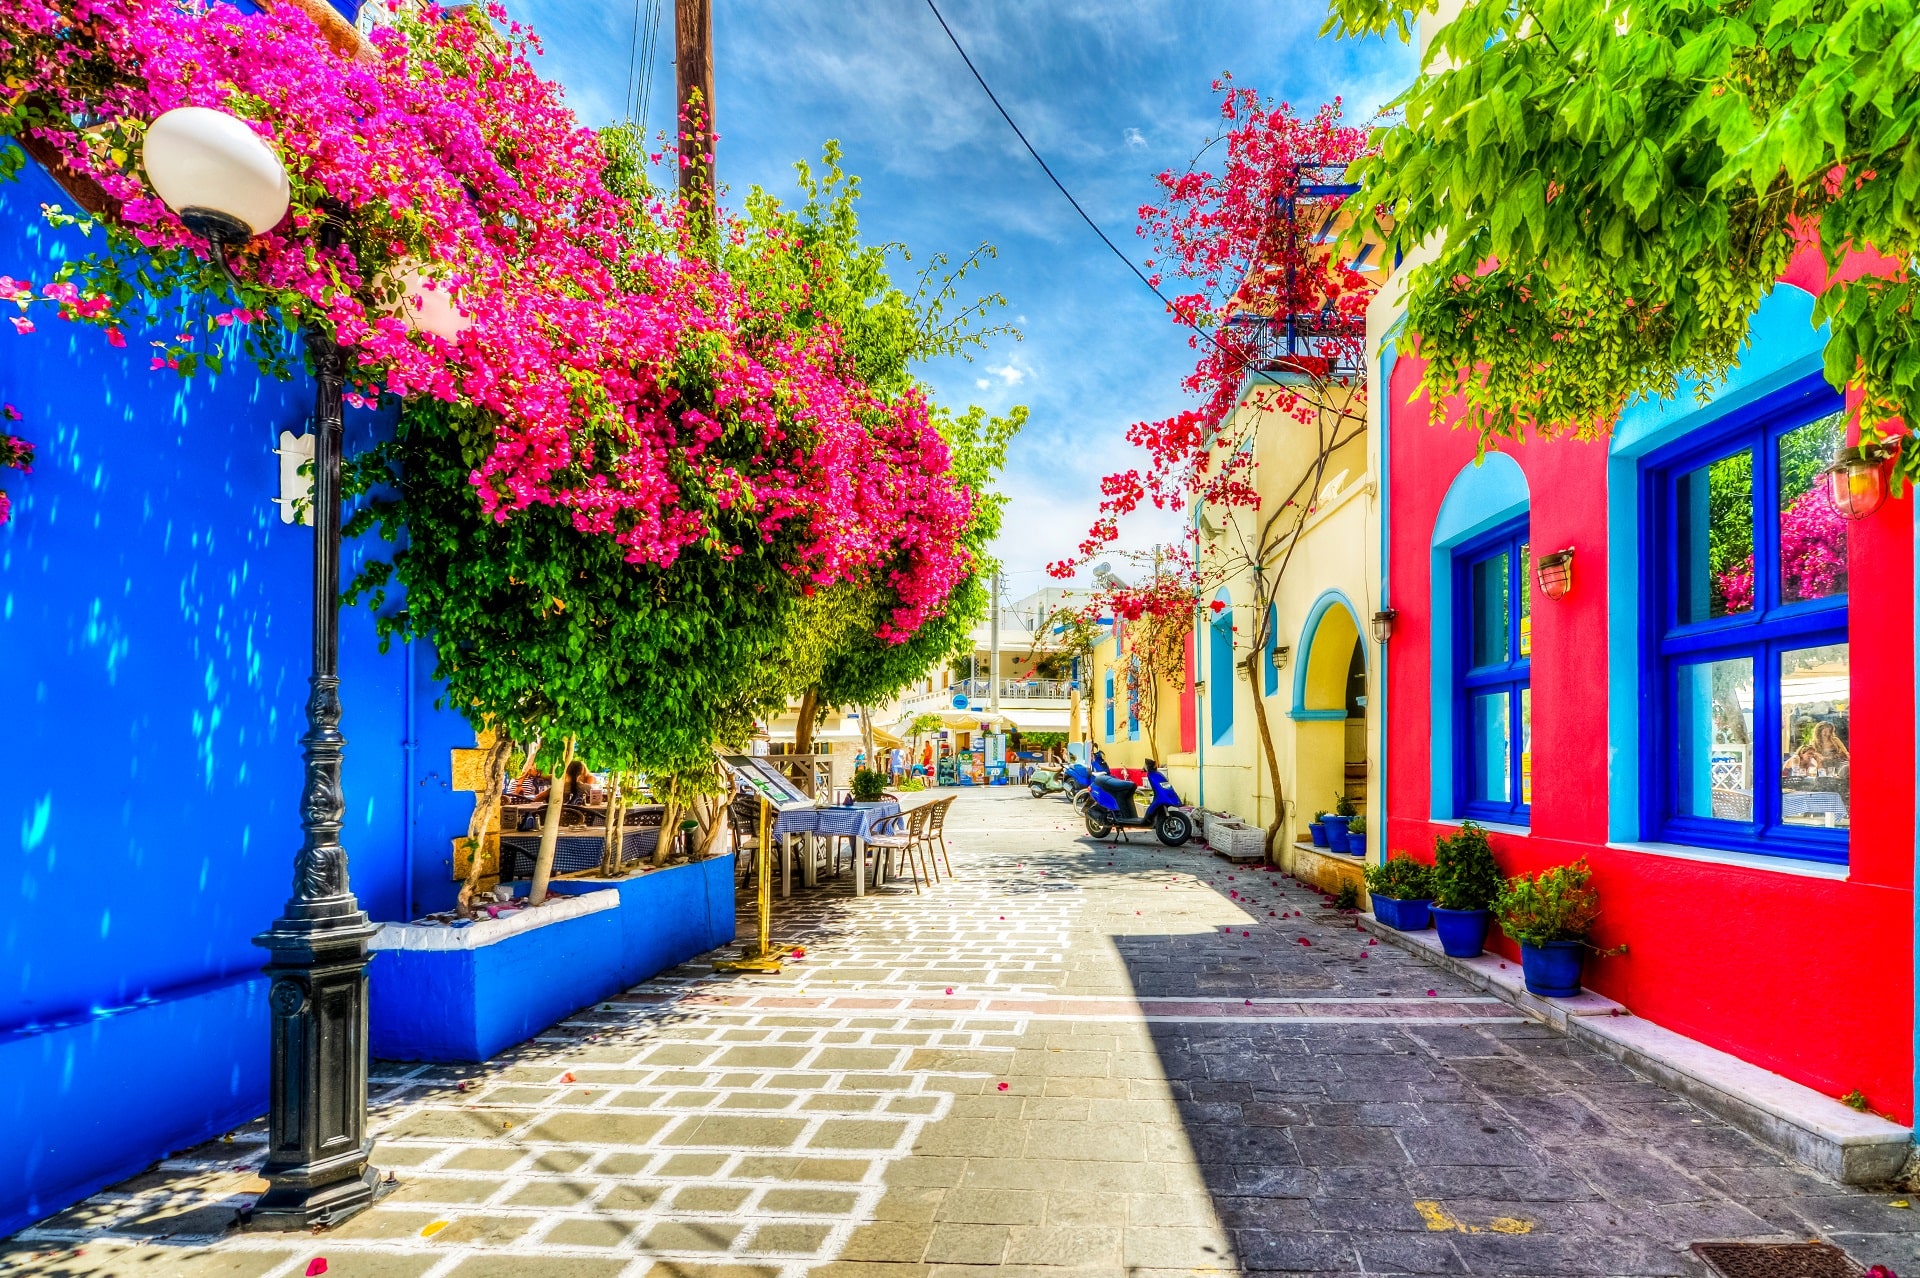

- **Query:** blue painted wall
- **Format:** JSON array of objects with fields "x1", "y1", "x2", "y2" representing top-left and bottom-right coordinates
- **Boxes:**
[{"x1": 0, "y1": 158, "x2": 472, "y2": 1236}]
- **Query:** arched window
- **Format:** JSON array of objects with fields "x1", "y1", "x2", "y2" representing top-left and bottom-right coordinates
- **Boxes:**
[
  {"x1": 1210, "y1": 594, "x2": 1234, "y2": 745},
  {"x1": 1430, "y1": 452, "x2": 1530, "y2": 823}
]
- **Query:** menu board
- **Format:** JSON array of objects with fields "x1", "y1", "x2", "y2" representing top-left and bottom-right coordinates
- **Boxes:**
[{"x1": 720, "y1": 755, "x2": 815, "y2": 807}]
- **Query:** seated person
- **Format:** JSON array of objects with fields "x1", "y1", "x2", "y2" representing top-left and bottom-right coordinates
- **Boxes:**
[
  {"x1": 563, "y1": 759, "x2": 597, "y2": 806},
  {"x1": 505, "y1": 765, "x2": 551, "y2": 802}
]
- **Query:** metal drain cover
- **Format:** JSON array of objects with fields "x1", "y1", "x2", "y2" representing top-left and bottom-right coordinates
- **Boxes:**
[{"x1": 1692, "y1": 1242, "x2": 1862, "y2": 1278}]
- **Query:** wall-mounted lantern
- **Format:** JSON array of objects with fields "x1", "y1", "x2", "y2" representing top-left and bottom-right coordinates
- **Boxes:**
[
  {"x1": 1271, "y1": 644, "x2": 1291, "y2": 670},
  {"x1": 1369, "y1": 609, "x2": 1396, "y2": 644},
  {"x1": 1534, "y1": 549, "x2": 1575, "y2": 601},
  {"x1": 1827, "y1": 442, "x2": 1898, "y2": 521}
]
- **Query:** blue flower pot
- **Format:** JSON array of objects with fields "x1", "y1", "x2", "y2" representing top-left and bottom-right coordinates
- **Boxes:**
[
  {"x1": 1370, "y1": 894, "x2": 1431, "y2": 931},
  {"x1": 1321, "y1": 815, "x2": 1351, "y2": 846},
  {"x1": 1308, "y1": 822, "x2": 1329, "y2": 848},
  {"x1": 1344, "y1": 831, "x2": 1366, "y2": 856},
  {"x1": 1431, "y1": 906, "x2": 1491, "y2": 958},
  {"x1": 1519, "y1": 940, "x2": 1585, "y2": 998}
]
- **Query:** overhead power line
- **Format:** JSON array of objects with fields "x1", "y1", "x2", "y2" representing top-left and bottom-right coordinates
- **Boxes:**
[
  {"x1": 919, "y1": 0, "x2": 1305, "y2": 386},
  {"x1": 920, "y1": 0, "x2": 1179, "y2": 317}
]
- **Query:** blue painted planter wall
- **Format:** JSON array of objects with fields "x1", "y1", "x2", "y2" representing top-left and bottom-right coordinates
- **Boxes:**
[
  {"x1": 551, "y1": 854, "x2": 738, "y2": 988},
  {"x1": 0, "y1": 158, "x2": 474, "y2": 1236},
  {"x1": 368, "y1": 857, "x2": 740, "y2": 1064},
  {"x1": 369, "y1": 905, "x2": 626, "y2": 1063}
]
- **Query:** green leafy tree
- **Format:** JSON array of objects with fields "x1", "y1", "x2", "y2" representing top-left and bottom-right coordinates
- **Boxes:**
[
  {"x1": 724, "y1": 147, "x2": 1024, "y2": 743},
  {"x1": 1328, "y1": 0, "x2": 1920, "y2": 480}
]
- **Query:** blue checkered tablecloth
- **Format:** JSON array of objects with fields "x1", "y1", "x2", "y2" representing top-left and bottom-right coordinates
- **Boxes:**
[{"x1": 769, "y1": 800, "x2": 904, "y2": 840}]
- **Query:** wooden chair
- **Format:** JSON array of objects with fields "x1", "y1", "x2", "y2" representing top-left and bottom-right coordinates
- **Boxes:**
[
  {"x1": 924, "y1": 796, "x2": 956, "y2": 879},
  {"x1": 729, "y1": 793, "x2": 765, "y2": 887},
  {"x1": 864, "y1": 804, "x2": 932, "y2": 894}
]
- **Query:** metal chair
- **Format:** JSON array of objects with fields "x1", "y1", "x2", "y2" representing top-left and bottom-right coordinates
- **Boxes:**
[{"x1": 864, "y1": 804, "x2": 932, "y2": 894}]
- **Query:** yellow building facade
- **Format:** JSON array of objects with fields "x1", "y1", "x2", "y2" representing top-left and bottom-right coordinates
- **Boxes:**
[{"x1": 1086, "y1": 379, "x2": 1382, "y2": 889}]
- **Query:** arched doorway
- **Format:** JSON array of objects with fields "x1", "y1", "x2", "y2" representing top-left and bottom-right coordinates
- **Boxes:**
[{"x1": 1292, "y1": 592, "x2": 1367, "y2": 836}]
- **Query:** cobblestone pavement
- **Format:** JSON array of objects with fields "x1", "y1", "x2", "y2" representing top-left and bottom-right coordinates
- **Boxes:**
[{"x1": 6, "y1": 788, "x2": 1914, "y2": 1277}]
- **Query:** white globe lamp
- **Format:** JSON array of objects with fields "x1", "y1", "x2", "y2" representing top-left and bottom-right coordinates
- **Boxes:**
[{"x1": 141, "y1": 106, "x2": 291, "y2": 247}]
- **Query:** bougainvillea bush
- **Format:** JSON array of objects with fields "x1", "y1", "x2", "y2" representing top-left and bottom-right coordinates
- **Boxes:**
[
  {"x1": 1054, "y1": 87, "x2": 1373, "y2": 570},
  {"x1": 0, "y1": 0, "x2": 992, "y2": 767}
]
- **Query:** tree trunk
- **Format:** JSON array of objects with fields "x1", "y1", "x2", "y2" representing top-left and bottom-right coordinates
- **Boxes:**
[
  {"x1": 599, "y1": 771, "x2": 626, "y2": 878},
  {"x1": 858, "y1": 703, "x2": 877, "y2": 775},
  {"x1": 793, "y1": 686, "x2": 819, "y2": 755},
  {"x1": 1243, "y1": 653, "x2": 1287, "y2": 864},
  {"x1": 528, "y1": 737, "x2": 574, "y2": 906},
  {"x1": 456, "y1": 732, "x2": 515, "y2": 918},
  {"x1": 655, "y1": 774, "x2": 683, "y2": 869}
]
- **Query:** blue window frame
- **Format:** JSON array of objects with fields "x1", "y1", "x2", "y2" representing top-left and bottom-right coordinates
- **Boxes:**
[
  {"x1": 1209, "y1": 601, "x2": 1234, "y2": 745},
  {"x1": 1454, "y1": 519, "x2": 1531, "y2": 823},
  {"x1": 1263, "y1": 602, "x2": 1279, "y2": 696},
  {"x1": 1642, "y1": 379, "x2": 1850, "y2": 862},
  {"x1": 1127, "y1": 655, "x2": 1141, "y2": 740},
  {"x1": 1104, "y1": 670, "x2": 1115, "y2": 742}
]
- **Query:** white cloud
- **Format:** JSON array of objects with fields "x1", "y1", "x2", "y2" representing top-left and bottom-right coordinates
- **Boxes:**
[
  {"x1": 975, "y1": 377, "x2": 992, "y2": 389},
  {"x1": 1124, "y1": 127, "x2": 1147, "y2": 149},
  {"x1": 988, "y1": 363, "x2": 1026, "y2": 385}
]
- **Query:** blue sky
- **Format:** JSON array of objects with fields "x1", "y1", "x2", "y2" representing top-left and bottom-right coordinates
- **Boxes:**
[{"x1": 508, "y1": 0, "x2": 1415, "y2": 592}]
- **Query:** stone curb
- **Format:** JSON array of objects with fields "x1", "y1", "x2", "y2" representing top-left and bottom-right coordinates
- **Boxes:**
[{"x1": 1357, "y1": 912, "x2": 1911, "y2": 1186}]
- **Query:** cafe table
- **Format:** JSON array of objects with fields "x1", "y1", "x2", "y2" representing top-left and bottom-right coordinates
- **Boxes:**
[{"x1": 766, "y1": 799, "x2": 904, "y2": 897}]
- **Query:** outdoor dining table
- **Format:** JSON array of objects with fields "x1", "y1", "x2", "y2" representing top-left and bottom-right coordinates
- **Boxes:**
[{"x1": 766, "y1": 799, "x2": 904, "y2": 898}]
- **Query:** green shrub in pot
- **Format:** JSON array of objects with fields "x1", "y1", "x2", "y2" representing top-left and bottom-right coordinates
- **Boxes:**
[
  {"x1": 1430, "y1": 822, "x2": 1501, "y2": 956},
  {"x1": 1494, "y1": 861, "x2": 1603, "y2": 998},
  {"x1": 1363, "y1": 851, "x2": 1434, "y2": 931},
  {"x1": 851, "y1": 768, "x2": 888, "y2": 802}
]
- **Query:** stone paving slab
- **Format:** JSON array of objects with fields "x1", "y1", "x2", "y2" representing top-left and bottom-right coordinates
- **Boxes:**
[{"x1": 4, "y1": 789, "x2": 1915, "y2": 1277}]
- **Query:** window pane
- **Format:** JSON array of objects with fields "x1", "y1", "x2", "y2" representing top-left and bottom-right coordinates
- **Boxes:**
[
  {"x1": 1676, "y1": 450, "x2": 1754, "y2": 623},
  {"x1": 1780, "y1": 643, "x2": 1850, "y2": 829},
  {"x1": 1673, "y1": 657, "x2": 1754, "y2": 821},
  {"x1": 1779, "y1": 412, "x2": 1848, "y2": 604},
  {"x1": 1520, "y1": 686, "x2": 1533, "y2": 806},
  {"x1": 1518, "y1": 542, "x2": 1533, "y2": 658},
  {"x1": 1469, "y1": 692, "x2": 1510, "y2": 804},
  {"x1": 1471, "y1": 552, "x2": 1509, "y2": 667}
]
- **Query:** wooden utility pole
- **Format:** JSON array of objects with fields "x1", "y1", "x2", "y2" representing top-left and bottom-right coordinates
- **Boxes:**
[{"x1": 674, "y1": 0, "x2": 714, "y2": 224}]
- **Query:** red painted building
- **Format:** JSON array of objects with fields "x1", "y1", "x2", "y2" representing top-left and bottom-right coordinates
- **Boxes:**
[{"x1": 1378, "y1": 247, "x2": 1915, "y2": 1127}]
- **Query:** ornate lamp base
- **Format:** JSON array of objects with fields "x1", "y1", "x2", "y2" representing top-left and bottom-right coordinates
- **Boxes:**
[{"x1": 246, "y1": 890, "x2": 380, "y2": 1232}]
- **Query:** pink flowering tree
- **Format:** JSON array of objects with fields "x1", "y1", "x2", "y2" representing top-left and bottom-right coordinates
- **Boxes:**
[
  {"x1": 1050, "y1": 85, "x2": 1378, "y2": 858},
  {"x1": 0, "y1": 0, "x2": 1007, "y2": 782}
]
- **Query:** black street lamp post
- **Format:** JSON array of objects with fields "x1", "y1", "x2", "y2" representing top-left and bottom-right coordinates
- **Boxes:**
[{"x1": 142, "y1": 108, "x2": 379, "y2": 1230}]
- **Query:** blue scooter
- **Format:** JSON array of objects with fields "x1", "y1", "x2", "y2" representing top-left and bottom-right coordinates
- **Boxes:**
[{"x1": 1083, "y1": 759, "x2": 1193, "y2": 846}]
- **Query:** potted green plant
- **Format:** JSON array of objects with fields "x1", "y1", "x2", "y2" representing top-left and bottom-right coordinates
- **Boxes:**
[
  {"x1": 1363, "y1": 851, "x2": 1434, "y2": 930},
  {"x1": 1344, "y1": 813, "x2": 1367, "y2": 856},
  {"x1": 1493, "y1": 861, "x2": 1602, "y2": 997},
  {"x1": 1431, "y1": 823, "x2": 1500, "y2": 957},
  {"x1": 850, "y1": 767, "x2": 889, "y2": 802},
  {"x1": 1321, "y1": 792, "x2": 1355, "y2": 847},
  {"x1": 1308, "y1": 811, "x2": 1331, "y2": 848}
]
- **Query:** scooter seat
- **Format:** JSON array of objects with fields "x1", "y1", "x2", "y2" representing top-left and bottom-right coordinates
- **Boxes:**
[{"x1": 1092, "y1": 773, "x2": 1139, "y2": 798}]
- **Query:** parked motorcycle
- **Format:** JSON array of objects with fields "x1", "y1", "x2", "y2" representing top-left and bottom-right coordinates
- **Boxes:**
[
  {"x1": 1028, "y1": 767, "x2": 1067, "y2": 799},
  {"x1": 1082, "y1": 760, "x2": 1193, "y2": 846},
  {"x1": 1062, "y1": 761, "x2": 1092, "y2": 802}
]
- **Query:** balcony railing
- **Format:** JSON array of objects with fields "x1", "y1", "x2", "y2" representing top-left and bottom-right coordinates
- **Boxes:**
[
  {"x1": 1223, "y1": 308, "x2": 1366, "y2": 381},
  {"x1": 902, "y1": 678, "x2": 1074, "y2": 709}
]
